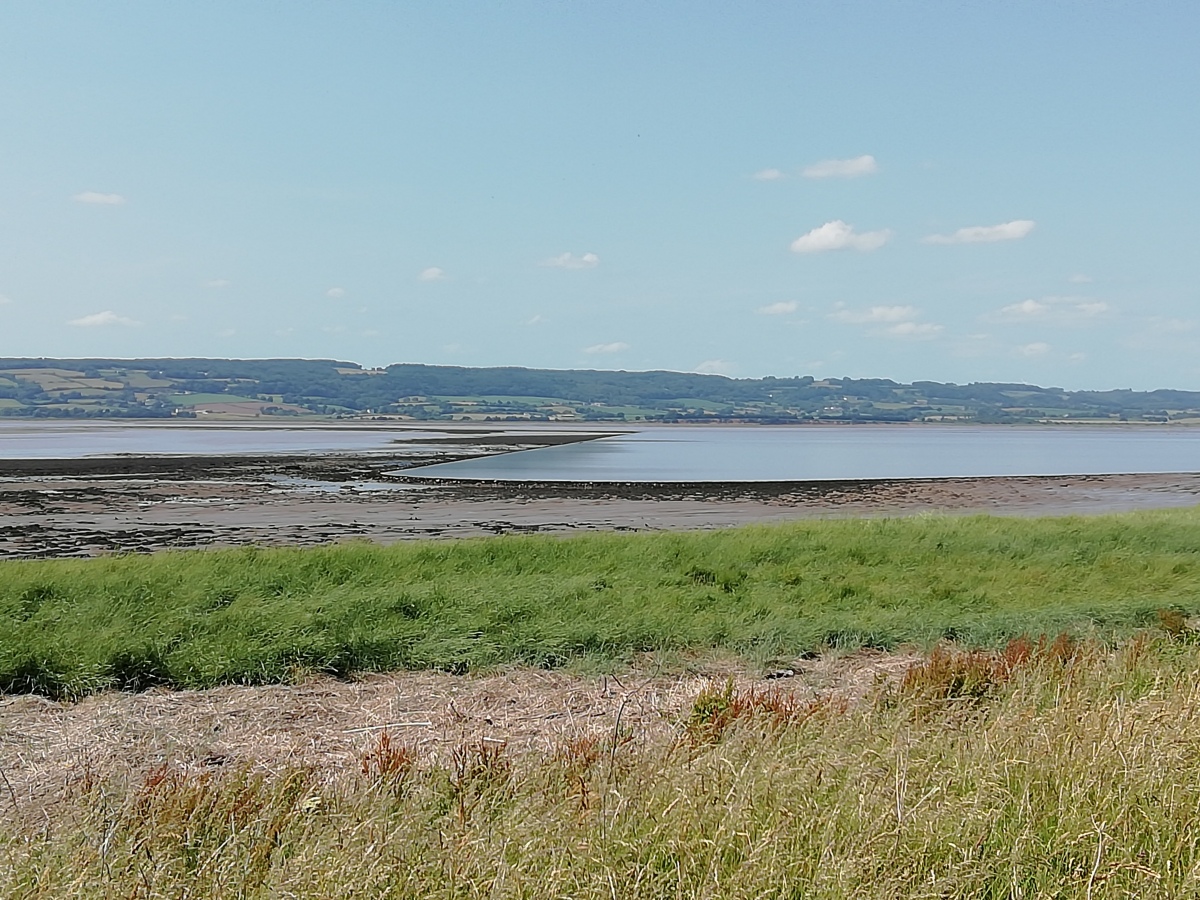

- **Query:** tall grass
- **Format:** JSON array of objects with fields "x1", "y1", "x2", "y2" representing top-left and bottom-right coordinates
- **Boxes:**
[
  {"x1": 6, "y1": 637, "x2": 1200, "y2": 897},
  {"x1": 4, "y1": 510, "x2": 1200, "y2": 697}
]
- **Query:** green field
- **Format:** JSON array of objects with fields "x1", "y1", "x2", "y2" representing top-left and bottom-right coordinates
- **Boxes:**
[
  {"x1": 7, "y1": 512, "x2": 1200, "y2": 896},
  {"x1": 433, "y1": 394, "x2": 578, "y2": 405},
  {"x1": 4, "y1": 510, "x2": 1200, "y2": 699},
  {"x1": 167, "y1": 392, "x2": 265, "y2": 405}
]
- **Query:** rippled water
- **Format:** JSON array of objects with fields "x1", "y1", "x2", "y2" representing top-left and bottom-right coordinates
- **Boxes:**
[{"x1": 406, "y1": 425, "x2": 1200, "y2": 482}]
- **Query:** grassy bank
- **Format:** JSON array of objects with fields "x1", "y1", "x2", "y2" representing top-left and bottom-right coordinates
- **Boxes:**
[
  {"x1": 6, "y1": 638, "x2": 1200, "y2": 897},
  {"x1": 4, "y1": 510, "x2": 1200, "y2": 698}
]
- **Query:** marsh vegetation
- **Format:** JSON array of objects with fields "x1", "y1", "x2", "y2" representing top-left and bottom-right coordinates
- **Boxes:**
[
  {"x1": 3, "y1": 510, "x2": 1200, "y2": 697},
  {"x1": 5, "y1": 637, "x2": 1200, "y2": 897},
  {"x1": 5, "y1": 511, "x2": 1200, "y2": 896}
]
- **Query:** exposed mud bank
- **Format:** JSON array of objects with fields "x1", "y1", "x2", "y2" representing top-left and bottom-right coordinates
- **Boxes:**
[{"x1": 2, "y1": 441, "x2": 1199, "y2": 559}]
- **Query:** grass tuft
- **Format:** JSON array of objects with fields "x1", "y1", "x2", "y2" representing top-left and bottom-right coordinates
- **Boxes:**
[
  {"x1": 10, "y1": 638, "x2": 1200, "y2": 896},
  {"x1": 5, "y1": 510, "x2": 1200, "y2": 697}
]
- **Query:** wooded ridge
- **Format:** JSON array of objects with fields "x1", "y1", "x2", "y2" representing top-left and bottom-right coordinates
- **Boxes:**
[{"x1": 1, "y1": 357, "x2": 1196, "y2": 422}]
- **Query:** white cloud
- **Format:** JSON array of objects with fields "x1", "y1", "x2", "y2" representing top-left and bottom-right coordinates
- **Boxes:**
[
  {"x1": 828, "y1": 303, "x2": 942, "y2": 339},
  {"x1": 829, "y1": 304, "x2": 916, "y2": 325},
  {"x1": 992, "y1": 296, "x2": 1110, "y2": 324},
  {"x1": 802, "y1": 155, "x2": 878, "y2": 179},
  {"x1": 1018, "y1": 342, "x2": 1051, "y2": 357},
  {"x1": 527, "y1": 314, "x2": 546, "y2": 325},
  {"x1": 0, "y1": 294, "x2": 11, "y2": 305},
  {"x1": 885, "y1": 321, "x2": 943, "y2": 339},
  {"x1": 584, "y1": 341, "x2": 629, "y2": 354},
  {"x1": 68, "y1": 310, "x2": 141, "y2": 327},
  {"x1": 997, "y1": 299, "x2": 1047, "y2": 319},
  {"x1": 72, "y1": 191, "x2": 126, "y2": 205},
  {"x1": 695, "y1": 359, "x2": 736, "y2": 375},
  {"x1": 326, "y1": 287, "x2": 346, "y2": 299},
  {"x1": 1068, "y1": 273, "x2": 1093, "y2": 284},
  {"x1": 1069, "y1": 352, "x2": 1087, "y2": 363},
  {"x1": 757, "y1": 301, "x2": 798, "y2": 316},
  {"x1": 923, "y1": 220, "x2": 1036, "y2": 245},
  {"x1": 540, "y1": 252, "x2": 600, "y2": 269},
  {"x1": 206, "y1": 279, "x2": 231, "y2": 289},
  {"x1": 418, "y1": 267, "x2": 446, "y2": 282},
  {"x1": 791, "y1": 220, "x2": 891, "y2": 254},
  {"x1": 752, "y1": 168, "x2": 785, "y2": 181}
]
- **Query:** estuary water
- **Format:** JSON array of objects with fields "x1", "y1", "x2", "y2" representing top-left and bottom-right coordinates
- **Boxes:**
[
  {"x1": 4, "y1": 422, "x2": 1200, "y2": 483},
  {"x1": 0, "y1": 422, "x2": 427, "y2": 459},
  {"x1": 405, "y1": 425, "x2": 1200, "y2": 483}
]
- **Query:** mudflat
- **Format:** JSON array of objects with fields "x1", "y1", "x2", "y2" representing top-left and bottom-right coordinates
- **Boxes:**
[{"x1": 3, "y1": 446, "x2": 1200, "y2": 558}]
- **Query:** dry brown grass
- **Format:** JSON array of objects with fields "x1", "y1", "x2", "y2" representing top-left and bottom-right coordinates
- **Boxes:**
[
  {"x1": 0, "y1": 651, "x2": 911, "y2": 817},
  {"x1": 8, "y1": 639, "x2": 1200, "y2": 896}
]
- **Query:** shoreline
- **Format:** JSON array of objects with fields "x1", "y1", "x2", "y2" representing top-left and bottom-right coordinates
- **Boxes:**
[{"x1": 2, "y1": 447, "x2": 1199, "y2": 559}]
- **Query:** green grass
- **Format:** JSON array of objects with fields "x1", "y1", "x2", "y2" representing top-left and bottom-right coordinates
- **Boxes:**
[
  {"x1": 8, "y1": 638, "x2": 1200, "y2": 897},
  {"x1": 433, "y1": 394, "x2": 578, "y2": 405},
  {"x1": 167, "y1": 392, "x2": 263, "y2": 405},
  {"x1": 4, "y1": 510, "x2": 1200, "y2": 698}
]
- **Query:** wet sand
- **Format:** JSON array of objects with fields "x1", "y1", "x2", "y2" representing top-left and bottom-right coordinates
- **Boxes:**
[{"x1": 3, "y1": 447, "x2": 1200, "y2": 559}]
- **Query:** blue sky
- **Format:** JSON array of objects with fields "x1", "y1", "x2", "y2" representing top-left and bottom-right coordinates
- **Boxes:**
[{"x1": 0, "y1": 1, "x2": 1196, "y2": 390}]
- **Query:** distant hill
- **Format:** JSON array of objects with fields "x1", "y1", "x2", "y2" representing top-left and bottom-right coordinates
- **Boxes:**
[{"x1": 0, "y1": 357, "x2": 1197, "y2": 424}]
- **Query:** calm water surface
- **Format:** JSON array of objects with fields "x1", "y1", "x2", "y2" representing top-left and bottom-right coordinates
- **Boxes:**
[
  {"x1": 5, "y1": 423, "x2": 1200, "y2": 482},
  {"x1": 0, "y1": 423, "x2": 432, "y2": 459},
  {"x1": 407, "y1": 425, "x2": 1200, "y2": 482}
]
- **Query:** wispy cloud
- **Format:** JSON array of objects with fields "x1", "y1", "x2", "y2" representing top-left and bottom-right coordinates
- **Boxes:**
[
  {"x1": 991, "y1": 296, "x2": 1110, "y2": 324},
  {"x1": 326, "y1": 287, "x2": 346, "y2": 299},
  {"x1": 791, "y1": 220, "x2": 891, "y2": 254},
  {"x1": 0, "y1": 294, "x2": 11, "y2": 306},
  {"x1": 72, "y1": 191, "x2": 126, "y2": 205},
  {"x1": 206, "y1": 279, "x2": 231, "y2": 289},
  {"x1": 418, "y1": 267, "x2": 446, "y2": 282},
  {"x1": 527, "y1": 314, "x2": 546, "y2": 325},
  {"x1": 68, "y1": 310, "x2": 141, "y2": 327},
  {"x1": 1120, "y1": 317, "x2": 1200, "y2": 354},
  {"x1": 885, "y1": 321, "x2": 943, "y2": 339},
  {"x1": 757, "y1": 301, "x2": 797, "y2": 316},
  {"x1": 1018, "y1": 342, "x2": 1051, "y2": 357},
  {"x1": 923, "y1": 220, "x2": 1035, "y2": 245},
  {"x1": 802, "y1": 155, "x2": 878, "y2": 179},
  {"x1": 584, "y1": 341, "x2": 628, "y2": 354},
  {"x1": 540, "y1": 252, "x2": 599, "y2": 270},
  {"x1": 695, "y1": 359, "x2": 736, "y2": 375},
  {"x1": 829, "y1": 304, "x2": 916, "y2": 325},
  {"x1": 829, "y1": 304, "x2": 942, "y2": 339},
  {"x1": 1068, "y1": 273, "x2": 1093, "y2": 284},
  {"x1": 752, "y1": 168, "x2": 785, "y2": 181}
]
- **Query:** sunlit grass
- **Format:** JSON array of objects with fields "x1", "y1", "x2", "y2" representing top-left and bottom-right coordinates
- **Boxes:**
[
  {"x1": 6, "y1": 637, "x2": 1200, "y2": 897},
  {"x1": 3, "y1": 509, "x2": 1200, "y2": 697}
]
